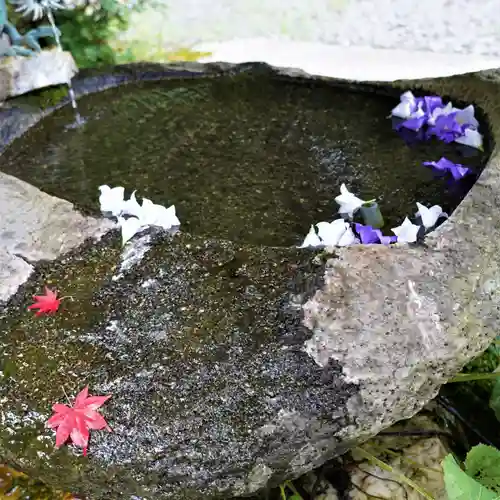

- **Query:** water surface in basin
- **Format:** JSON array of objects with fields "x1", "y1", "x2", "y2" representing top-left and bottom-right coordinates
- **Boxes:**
[{"x1": 0, "y1": 71, "x2": 489, "y2": 246}]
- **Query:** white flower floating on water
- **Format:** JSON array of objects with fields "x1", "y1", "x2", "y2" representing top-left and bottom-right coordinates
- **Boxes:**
[
  {"x1": 454, "y1": 104, "x2": 480, "y2": 130},
  {"x1": 334, "y1": 183, "x2": 366, "y2": 217},
  {"x1": 99, "y1": 185, "x2": 125, "y2": 216},
  {"x1": 415, "y1": 202, "x2": 447, "y2": 230},
  {"x1": 120, "y1": 190, "x2": 142, "y2": 218},
  {"x1": 390, "y1": 91, "x2": 425, "y2": 121},
  {"x1": 391, "y1": 217, "x2": 420, "y2": 243},
  {"x1": 98, "y1": 185, "x2": 180, "y2": 245},
  {"x1": 117, "y1": 216, "x2": 145, "y2": 246},
  {"x1": 454, "y1": 127, "x2": 484, "y2": 150},
  {"x1": 300, "y1": 219, "x2": 358, "y2": 248},
  {"x1": 140, "y1": 199, "x2": 180, "y2": 228},
  {"x1": 317, "y1": 220, "x2": 358, "y2": 246},
  {"x1": 300, "y1": 225, "x2": 322, "y2": 248}
]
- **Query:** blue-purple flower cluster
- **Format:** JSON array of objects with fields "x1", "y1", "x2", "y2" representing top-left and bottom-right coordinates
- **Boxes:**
[{"x1": 391, "y1": 91, "x2": 483, "y2": 149}]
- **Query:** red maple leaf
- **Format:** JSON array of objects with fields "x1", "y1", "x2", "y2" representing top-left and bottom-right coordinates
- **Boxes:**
[
  {"x1": 46, "y1": 386, "x2": 112, "y2": 456},
  {"x1": 28, "y1": 287, "x2": 62, "y2": 316}
]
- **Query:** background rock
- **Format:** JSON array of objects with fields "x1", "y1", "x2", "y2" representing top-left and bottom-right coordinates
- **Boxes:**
[
  {"x1": 0, "y1": 49, "x2": 77, "y2": 102},
  {"x1": 0, "y1": 170, "x2": 113, "y2": 301},
  {"x1": 348, "y1": 415, "x2": 449, "y2": 499},
  {"x1": 349, "y1": 436, "x2": 448, "y2": 499},
  {"x1": 0, "y1": 249, "x2": 33, "y2": 302}
]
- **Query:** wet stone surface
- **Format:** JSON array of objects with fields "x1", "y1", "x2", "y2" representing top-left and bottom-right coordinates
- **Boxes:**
[
  {"x1": 0, "y1": 67, "x2": 489, "y2": 246},
  {"x1": 0, "y1": 229, "x2": 355, "y2": 499}
]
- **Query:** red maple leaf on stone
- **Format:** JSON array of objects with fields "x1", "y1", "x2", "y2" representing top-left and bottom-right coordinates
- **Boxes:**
[
  {"x1": 28, "y1": 287, "x2": 62, "y2": 316},
  {"x1": 46, "y1": 386, "x2": 112, "y2": 456}
]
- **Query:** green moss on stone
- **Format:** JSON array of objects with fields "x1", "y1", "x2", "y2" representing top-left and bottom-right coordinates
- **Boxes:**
[
  {"x1": 7, "y1": 85, "x2": 69, "y2": 111},
  {"x1": 0, "y1": 233, "x2": 121, "y2": 402}
]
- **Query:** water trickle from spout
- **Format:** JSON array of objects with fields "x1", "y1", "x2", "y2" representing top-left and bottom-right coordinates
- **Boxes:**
[{"x1": 46, "y1": 8, "x2": 85, "y2": 128}]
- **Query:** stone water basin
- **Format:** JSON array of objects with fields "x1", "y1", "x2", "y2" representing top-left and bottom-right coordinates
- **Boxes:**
[{"x1": 0, "y1": 62, "x2": 498, "y2": 499}]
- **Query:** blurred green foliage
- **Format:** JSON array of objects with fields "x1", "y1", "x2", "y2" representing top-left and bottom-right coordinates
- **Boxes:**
[
  {"x1": 54, "y1": 0, "x2": 147, "y2": 68},
  {"x1": 461, "y1": 342, "x2": 500, "y2": 395},
  {"x1": 7, "y1": 0, "x2": 155, "y2": 68}
]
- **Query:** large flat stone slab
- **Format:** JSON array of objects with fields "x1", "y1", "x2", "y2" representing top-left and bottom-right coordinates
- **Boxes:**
[
  {"x1": 0, "y1": 249, "x2": 33, "y2": 302},
  {"x1": 0, "y1": 171, "x2": 113, "y2": 300},
  {"x1": 117, "y1": 0, "x2": 500, "y2": 58},
  {"x1": 197, "y1": 40, "x2": 500, "y2": 81}
]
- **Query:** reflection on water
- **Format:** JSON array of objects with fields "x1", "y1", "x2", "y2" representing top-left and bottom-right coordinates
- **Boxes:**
[{"x1": 0, "y1": 465, "x2": 76, "y2": 500}]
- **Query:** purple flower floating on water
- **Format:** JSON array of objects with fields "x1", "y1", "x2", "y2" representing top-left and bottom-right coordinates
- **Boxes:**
[
  {"x1": 423, "y1": 96, "x2": 445, "y2": 116},
  {"x1": 391, "y1": 92, "x2": 438, "y2": 130},
  {"x1": 392, "y1": 121, "x2": 427, "y2": 145},
  {"x1": 354, "y1": 223, "x2": 397, "y2": 245},
  {"x1": 423, "y1": 157, "x2": 471, "y2": 181},
  {"x1": 427, "y1": 113, "x2": 464, "y2": 143}
]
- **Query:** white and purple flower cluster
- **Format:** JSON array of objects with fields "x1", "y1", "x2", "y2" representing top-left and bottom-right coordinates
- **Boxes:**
[
  {"x1": 300, "y1": 184, "x2": 446, "y2": 248},
  {"x1": 300, "y1": 90, "x2": 480, "y2": 250},
  {"x1": 391, "y1": 91, "x2": 483, "y2": 150}
]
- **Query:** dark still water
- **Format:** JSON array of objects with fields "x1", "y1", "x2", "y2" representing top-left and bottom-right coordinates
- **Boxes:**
[{"x1": 0, "y1": 71, "x2": 489, "y2": 246}]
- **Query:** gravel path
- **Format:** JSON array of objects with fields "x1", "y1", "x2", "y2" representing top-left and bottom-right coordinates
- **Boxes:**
[{"x1": 121, "y1": 0, "x2": 500, "y2": 57}]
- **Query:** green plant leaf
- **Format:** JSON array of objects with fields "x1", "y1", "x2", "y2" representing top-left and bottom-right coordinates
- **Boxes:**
[
  {"x1": 443, "y1": 454, "x2": 498, "y2": 500},
  {"x1": 489, "y1": 378, "x2": 500, "y2": 423},
  {"x1": 465, "y1": 444, "x2": 500, "y2": 494}
]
